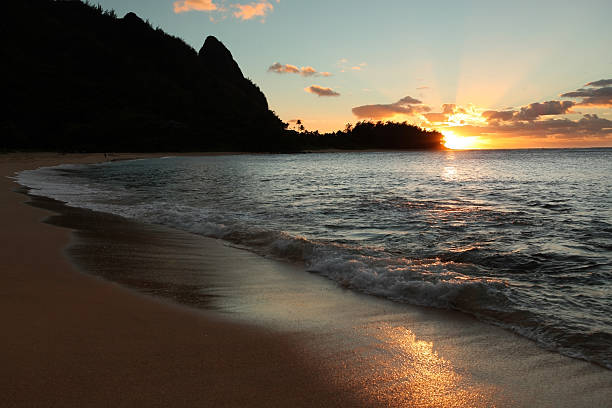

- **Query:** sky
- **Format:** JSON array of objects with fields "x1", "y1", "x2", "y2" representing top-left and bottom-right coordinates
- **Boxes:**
[{"x1": 94, "y1": 0, "x2": 612, "y2": 148}]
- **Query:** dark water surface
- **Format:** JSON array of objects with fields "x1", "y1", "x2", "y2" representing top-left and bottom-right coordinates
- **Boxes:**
[{"x1": 18, "y1": 149, "x2": 612, "y2": 368}]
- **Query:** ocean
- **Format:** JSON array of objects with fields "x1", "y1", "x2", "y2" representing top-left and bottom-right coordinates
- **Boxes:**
[{"x1": 17, "y1": 149, "x2": 612, "y2": 369}]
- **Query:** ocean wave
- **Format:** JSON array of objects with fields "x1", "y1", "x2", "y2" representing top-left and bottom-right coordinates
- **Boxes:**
[{"x1": 15, "y1": 159, "x2": 612, "y2": 370}]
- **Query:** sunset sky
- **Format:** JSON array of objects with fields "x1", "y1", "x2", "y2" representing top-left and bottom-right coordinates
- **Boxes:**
[{"x1": 95, "y1": 0, "x2": 612, "y2": 148}]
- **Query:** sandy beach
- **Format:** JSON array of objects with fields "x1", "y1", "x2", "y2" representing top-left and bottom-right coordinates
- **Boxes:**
[
  {"x1": 2, "y1": 153, "x2": 612, "y2": 407},
  {"x1": 0, "y1": 153, "x2": 364, "y2": 407}
]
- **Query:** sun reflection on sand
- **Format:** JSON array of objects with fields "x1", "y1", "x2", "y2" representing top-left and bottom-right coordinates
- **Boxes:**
[{"x1": 355, "y1": 323, "x2": 504, "y2": 407}]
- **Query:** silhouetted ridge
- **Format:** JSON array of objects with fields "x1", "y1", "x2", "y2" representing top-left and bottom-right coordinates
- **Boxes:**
[
  {"x1": 1, "y1": 0, "x2": 442, "y2": 152},
  {"x1": 2, "y1": 0, "x2": 283, "y2": 152},
  {"x1": 122, "y1": 12, "x2": 145, "y2": 25},
  {"x1": 198, "y1": 35, "x2": 269, "y2": 110},
  {"x1": 199, "y1": 36, "x2": 244, "y2": 81}
]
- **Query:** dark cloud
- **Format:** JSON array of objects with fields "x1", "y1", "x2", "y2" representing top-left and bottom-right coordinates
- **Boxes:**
[
  {"x1": 437, "y1": 79, "x2": 612, "y2": 141},
  {"x1": 451, "y1": 114, "x2": 612, "y2": 139},
  {"x1": 482, "y1": 110, "x2": 516, "y2": 121},
  {"x1": 352, "y1": 96, "x2": 430, "y2": 119},
  {"x1": 514, "y1": 100, "x2": 575, "y2": 120},
  {"x1": 561, "y1": 84, "x2": 612, "y2": 107},
  {"x1": 304, "y1": 85, "x2": 340, "y2": 97},
  {"x1": 586, "y1": 79, "x2": 612, "y2": 87},
  {"x1": 268, "y1": 62, "x2": 331, "y2": 77},
  {"x1": 397, "y1": 96, "x2": 422, "y2": 104},
  {"x1": 479, "y1": 101, "x2": 575, "y2": 123}
]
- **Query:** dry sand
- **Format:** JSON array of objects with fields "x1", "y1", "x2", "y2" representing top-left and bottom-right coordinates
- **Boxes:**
[{"x1": 2, "y1": 152, "x2": 611, "y2": 407}]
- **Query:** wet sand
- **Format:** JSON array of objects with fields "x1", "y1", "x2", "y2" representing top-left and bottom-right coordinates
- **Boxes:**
[
  {"x1": 0, "y1": 153, "x2": 363, "y2": 407},
  {"x1": 2, "y1": 153, "x2": 612, "y2": 407}
]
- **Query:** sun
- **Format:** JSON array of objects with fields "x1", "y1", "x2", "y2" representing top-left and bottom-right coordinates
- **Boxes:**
[{"x1": 442, "y1": 130, "x2": 482, "y2": 150}]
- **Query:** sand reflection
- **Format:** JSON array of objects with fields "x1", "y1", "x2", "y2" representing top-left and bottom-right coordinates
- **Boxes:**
[{"x1": 357, "y1": 323, "x2": 503, "y2": 407}]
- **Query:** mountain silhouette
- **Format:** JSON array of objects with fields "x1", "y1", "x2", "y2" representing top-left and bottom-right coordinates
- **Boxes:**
[
  {"x1": 1, "y1": 0, "x2": 443, "y2": 152},
  {"x1": 2, "y1": 0, "x2": 284, "y2": 152}
]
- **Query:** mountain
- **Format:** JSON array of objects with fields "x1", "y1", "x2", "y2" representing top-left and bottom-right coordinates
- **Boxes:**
[
  {"x1": 1, "y1": 0, "x2": 443, "y2": 152},
  {"x1": 1, "y1": 0, "x2": 285, "y2": 152}
]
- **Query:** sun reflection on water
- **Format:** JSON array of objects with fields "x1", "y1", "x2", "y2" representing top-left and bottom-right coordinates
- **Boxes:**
[{"x1": 443, "y1": 166, "x2": 457, "y2": 181}]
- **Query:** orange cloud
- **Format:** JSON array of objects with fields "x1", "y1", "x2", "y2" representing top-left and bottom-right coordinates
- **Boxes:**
[
  {"x1": 173, "y1": 0, "x2": 217, "y2": 13},
  {"x1": 423, "y1": 112, "x2": 448, "y2": 123},
  {"x1": 268, "y1": 63, "x2": 332, "y2": 77},
  {"x1": 305, "y1": 85, "x2": 340, "y2": 97},
  {"x1": 268, "y1": 62, "x2": 300, "y2": 74},
  {"x1": 232, "y1": 1, "x2": 274, "y2": 21},
  {"x1": 352, "y1": 96, "x2": 430, "y2": 120},
  {"x1": 300, "y1": 66, "x2": 317, "y2": 76}
]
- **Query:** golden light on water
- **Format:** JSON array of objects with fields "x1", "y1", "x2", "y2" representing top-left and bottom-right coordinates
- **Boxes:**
[{"x1": 442, "y1": 130, "x2": 484, "y2": 150}]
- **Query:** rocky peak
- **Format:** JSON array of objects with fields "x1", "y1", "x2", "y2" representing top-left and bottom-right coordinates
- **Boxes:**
[
  {"x1": 198, "y1": 36, "x2": 244, "y2": 81},
  {"x1": 122, "y1": 12, "x2": 145, "y2": 26}
]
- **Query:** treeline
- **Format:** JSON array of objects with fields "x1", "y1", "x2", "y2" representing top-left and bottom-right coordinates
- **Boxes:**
[
  {"x1": 1, "y1": 0, "x2": 443, "y2": 153},
  {"x1": 280, "y1": 121, "x2": 444, "y2": 151}
]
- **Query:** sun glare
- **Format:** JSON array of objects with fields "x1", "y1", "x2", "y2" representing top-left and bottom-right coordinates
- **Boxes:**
[{"x1": 442, "y1": 130, "x2": 482, "y2": 150}]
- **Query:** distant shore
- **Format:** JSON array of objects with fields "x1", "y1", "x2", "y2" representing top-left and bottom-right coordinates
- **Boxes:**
[{"x1": 2, "y1": 153, "x2": 611, "y2": 407}]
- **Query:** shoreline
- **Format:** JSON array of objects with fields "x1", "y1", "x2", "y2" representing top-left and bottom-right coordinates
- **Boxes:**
[
  {"x1": 0, "y1": 153, "x2": 364, "y2": 407},
  {"x1": 3, "y1": 153, "x2": 612, "y2": 407}
]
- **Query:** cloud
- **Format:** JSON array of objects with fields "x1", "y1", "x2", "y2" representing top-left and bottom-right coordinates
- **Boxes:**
[
  {"x1": 337, "y1": 59, "x2": 366, "y2": 73},
  {"x1": 424, "y1": 79, "x2": 612, "y2": 143},
  {"x1": 482, "y1": 110, "x2": 516, "y2": 121},
  {"x1": 268, "y1": 62, "x2": 300, "y2": 74},
  {"x1": 423, "y1": 112, "x2": 448, "y2": 123},
  {"x1": 442, "y1": 104, "x2": 458, "y2": 114},
  {"x1": 305, "y1": 85, "x2": 340, "y2": 97},
  {"x1": 232, "y1": 1, "x2": 274, "y2": 21},
  {"x1": 586, "y1": 79, "x2": 612, "y2": 87},
  {"x1": 479, "y1": 101, "x2": 574, "y2": 122},
  {"x1": 457, "y1": 114, "x2": 612, "y2": 139},
  {"x1": 174, "y1": 0, "x2": 278, "y2": 21},
  {"x1": 416, "y1": 86, "x2": 430, "y2": 90},
  {"x1": 514, "y1": 100, "x2": 575, "y2": 120},
  {"x1": 352, "y1": 96, "x2": 430, "y2": 119},
  {"x1": 561, "y1": 79, "x2": 612, "y2": 107},
  {"x1": 173, "y1": 0, "x2": 217, "y2": 13},
  {"x1": 300, "y1": 66, "x2": 317, "y2": 76},
  {"x1": 268, "y1": 62, "x2": 332, "y2": 77},
  {"x1": 422, "y1": 104, "x2": 470, "y2": 124},
  {"x1": 398, "y1": 96, "x2": 423, "y2": 105}
]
